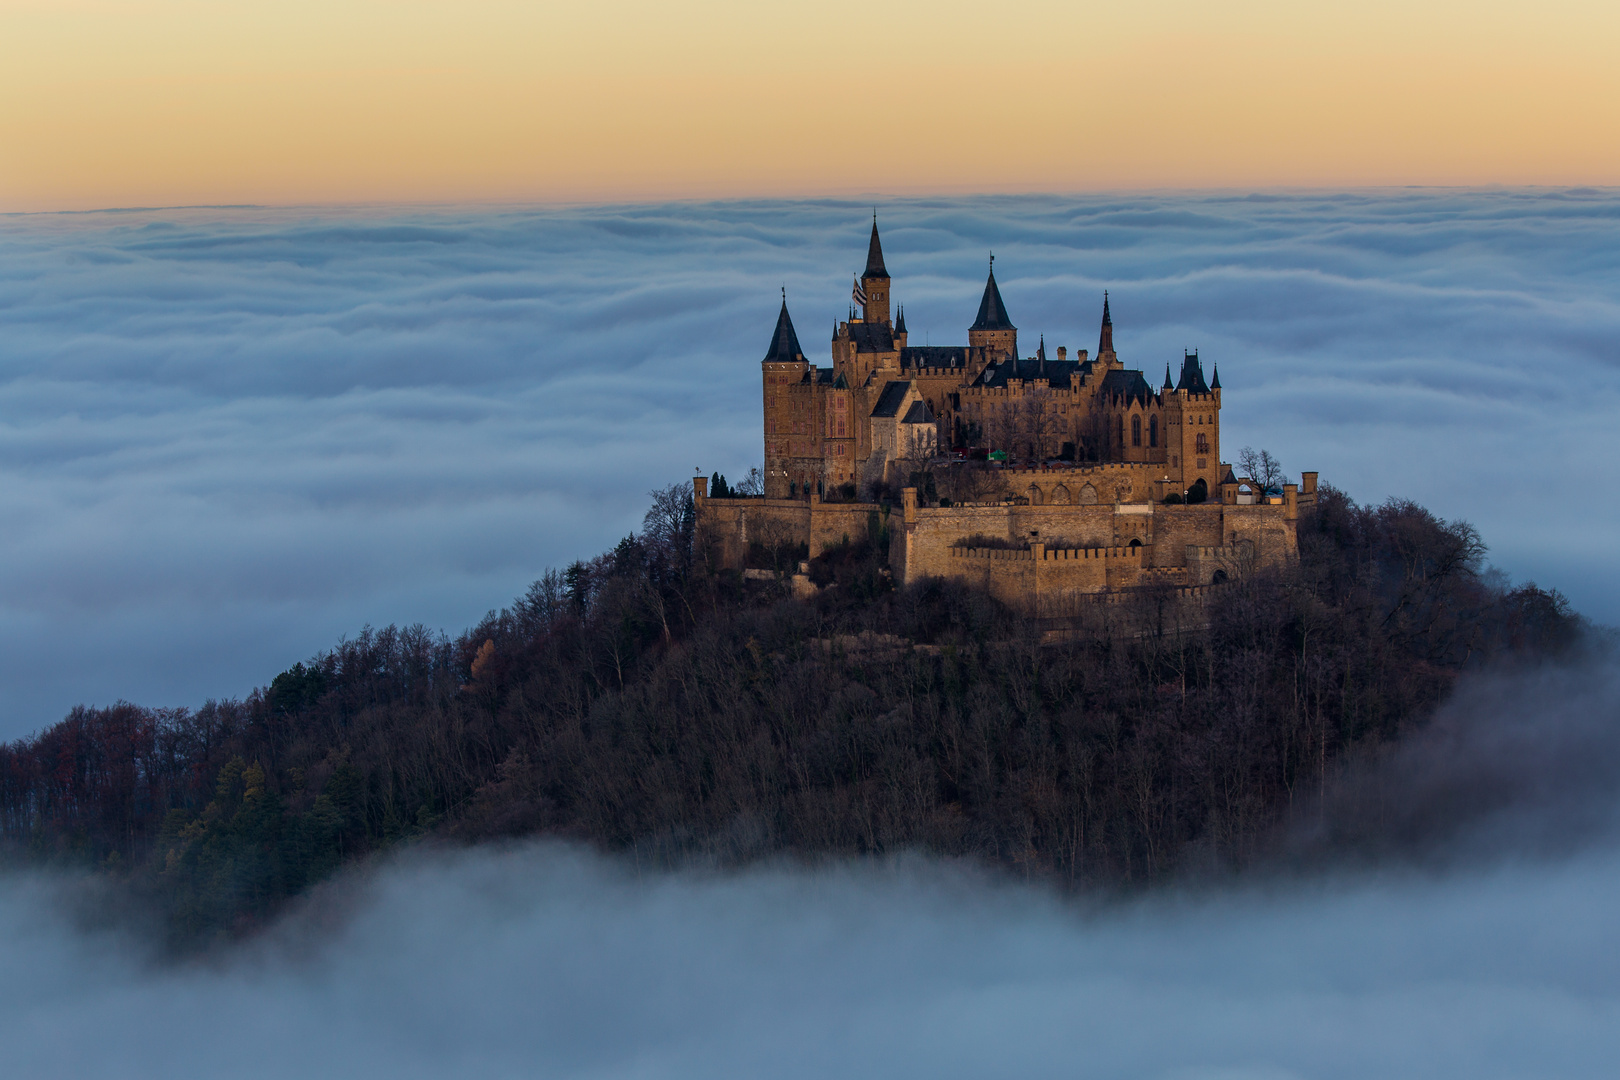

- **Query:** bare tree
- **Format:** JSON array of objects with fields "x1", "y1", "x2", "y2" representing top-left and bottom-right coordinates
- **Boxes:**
[
  {"x1": 1237, "y1": 446, "x2": 1289, "y2": 495},
  {"x1": 937, "y1": 460, "x2": 1005, "y2": 504},
  {"x1": 1012, "y1": 386, "x2": 1066, "y2": 462}
]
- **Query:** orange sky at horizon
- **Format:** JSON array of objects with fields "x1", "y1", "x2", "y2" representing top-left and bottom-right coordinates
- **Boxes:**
[{"x1": 3, "y1": 0, "x2": 1619, "y2": 212}]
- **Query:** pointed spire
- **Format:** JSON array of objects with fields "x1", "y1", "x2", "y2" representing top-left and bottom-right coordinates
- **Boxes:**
[
  {"x1": 863, "y1": 216, "x2": 889, "y2": 280},
  {"x1": 762, "y1": 298, "x2": 804, "y2": 363},
  {"x1": 1097, "y1": 291, "x2": 1114, "y2": 356},
  {"x1": 971, "y1": 256, "x2": 1016, "y2": 331},
  {"x1": 1163, "y1": 363, "x2": 1174, "y2": 391},
  {"x1": 895, "y1": 305, "x2": 907, "y2": 335},
  {"x1": 1210, "y1": 363, "x2": 1221, "y2": 390}
]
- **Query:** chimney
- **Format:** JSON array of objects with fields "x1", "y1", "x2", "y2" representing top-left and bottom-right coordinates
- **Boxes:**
[{"x1": 1057, "y1": 346, "x2": 1067, "y2": 361}]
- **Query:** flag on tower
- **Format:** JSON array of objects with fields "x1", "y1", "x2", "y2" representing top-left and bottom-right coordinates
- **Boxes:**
[{"x1": 852, "y1": 275, "x2": 867, "y2": 307}]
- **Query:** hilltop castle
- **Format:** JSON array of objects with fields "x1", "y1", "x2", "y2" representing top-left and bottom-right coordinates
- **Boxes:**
[{"x1": 699, "y1": 219, "x2": 1317, "y2": 613}]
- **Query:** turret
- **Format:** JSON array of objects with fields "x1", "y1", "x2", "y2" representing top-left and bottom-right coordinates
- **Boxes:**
[
  {"x1": 968, "y1": 255, "x2": 1017, "y2": 360},
  {"x1": 761, "y1": 296, "x2": 809, "y2": 499},
  {"x1": 1097, "y1": 292, "x2": 1115, "y2": 361},
  {"x1": 860, "y1": 217, "x2": 891, "y2": 326}
]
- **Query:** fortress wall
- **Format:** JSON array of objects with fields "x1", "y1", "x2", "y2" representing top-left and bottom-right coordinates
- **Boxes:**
[
  {"x1": 808, "y1": 500, "x2": 887, "y2": 556},
  {"x1": 695, "y1": 486, "x2": 886, "y2": 569},
  {"x1": 997, "y1": 462, "x2": 1171, "y2": 507},
  {"x1": 1225, "y1": 503, "x2": 1298, "y2": 565},
  {"x1": 696, "y1": 496, "x2": 811, "y2": 569},
  {"x1": 942, "y1": 542, "x2": 1150, "y2": 613},
  {"x1": 1146, "y1": 505, "x2": 1227, "y2": 567}
]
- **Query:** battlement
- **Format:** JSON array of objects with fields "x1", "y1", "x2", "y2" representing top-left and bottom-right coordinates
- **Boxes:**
[{"x1": 947, "y1": 543, "x2": 1143, "y2": 562}]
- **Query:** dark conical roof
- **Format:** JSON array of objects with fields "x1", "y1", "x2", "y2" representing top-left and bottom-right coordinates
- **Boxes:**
[
  {"x1": 971, "y1": 263, "x2": 1015, "y2": 331},
  {"x1": 1210, "y1": 364, "x2": 1221, "y2": 390},
  {"x1": 1163, "y1": 363, "x2": 1174, "y2": 391},
  {"x1": 895, "y1": 305, "x2": 907, "y2": 334},
  {"x1": 1176, "y1": 350, "x2": 1210, "y2": 393},
  {"x1": 863, "y1": 219, "x2": 889, "y2": 280},
  {"x1": 1097, "y1": 292, "x2": 1114, "y2": 355},
  {"x1": 763, "y1": 299, "x2": 804, "y2": 363}
]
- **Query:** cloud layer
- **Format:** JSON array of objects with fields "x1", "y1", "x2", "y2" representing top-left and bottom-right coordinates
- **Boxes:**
[
  {"x1": 2, "y1": 190, "x2": 1619, "y2": 734},
  {"x1": 6, "y1": 623, "x2": 1620, "y2": 1078},
  {"x1": 10, "y1": 805, "x2": 1620, "y2": 1076}
]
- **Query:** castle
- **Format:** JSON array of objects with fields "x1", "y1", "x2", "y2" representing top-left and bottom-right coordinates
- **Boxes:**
[{"x1": 697, "y1": 219, "x2": 1318, "y2": 614}]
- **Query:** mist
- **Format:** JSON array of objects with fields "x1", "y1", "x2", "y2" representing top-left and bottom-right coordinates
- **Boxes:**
[
  {"x1": 3, "y1": 190, "x2": 1620, "y2": 736},
  {"x1": 6, "y1": 657, "x2": 1620, "y2": 1078}
]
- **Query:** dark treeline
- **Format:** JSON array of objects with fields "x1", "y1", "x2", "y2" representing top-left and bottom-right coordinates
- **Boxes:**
[{"x1": 0, "y1": 483, "x2": 1584, "y2": 943}]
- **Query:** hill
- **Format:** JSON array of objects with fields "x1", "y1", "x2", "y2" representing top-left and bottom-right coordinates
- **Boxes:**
[{"x1": 0, "y1": 483, "x2": 1583, "y2": 946}]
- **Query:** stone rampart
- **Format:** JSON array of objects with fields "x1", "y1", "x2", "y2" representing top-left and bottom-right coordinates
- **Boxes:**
[{"x1": 694, "y1": 478, "x2": 887, "y2": 568}]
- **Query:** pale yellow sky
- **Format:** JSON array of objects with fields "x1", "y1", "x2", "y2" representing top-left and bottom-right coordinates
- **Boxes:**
[{"x1": 3, "y1": 0, "x2": 1618, "y2": 211}]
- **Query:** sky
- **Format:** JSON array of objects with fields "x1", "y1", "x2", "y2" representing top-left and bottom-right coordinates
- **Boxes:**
[
  {"x1": 6, "y1": 659, "x2": 1620, "y2": 1078},
  {"x1": 3, "y1": 189, "x2": 1620, "y2": 737},
  {"x1": 5, "y1": 1, "x2": 1620, "y2": 210}
]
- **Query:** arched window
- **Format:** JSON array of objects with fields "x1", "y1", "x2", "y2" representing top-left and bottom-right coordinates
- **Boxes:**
[
  {"x1": 1149, "y1": 416, "x2": 1158, "y2": 448},
  {"x1": 1116, "y1": 416, "x2": 1125, "y2": 448},
  {"x1": 1212, "y1": 569, "x2": 1229, "y2": 584},
  {"x1": 1131, "y1": 416, "x2": 1142, "y2": 447},
  {"x1": 1129, "y1": 538, "x2": 1142, "y2": 549}
]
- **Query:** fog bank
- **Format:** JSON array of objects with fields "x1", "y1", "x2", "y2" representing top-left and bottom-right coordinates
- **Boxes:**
[
  {"x1": 3, "y1": 190, "x2": 1620, "y2": 734},
  {"x1": 8, "y1": 658, "x2": 1620, "y2": 1079},
  {"x1": 6, "y1": 842, "x2": 1618, "y2": 1079}
]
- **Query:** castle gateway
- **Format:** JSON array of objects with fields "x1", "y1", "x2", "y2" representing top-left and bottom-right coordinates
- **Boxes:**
[{"x1": 696, "y1": 219, "x2": 1317, "y2": 612}]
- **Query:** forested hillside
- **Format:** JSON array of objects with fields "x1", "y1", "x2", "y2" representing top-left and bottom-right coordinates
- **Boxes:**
[{"x1": 0, "y1": 483, "x2": 1582, "y2": 945}]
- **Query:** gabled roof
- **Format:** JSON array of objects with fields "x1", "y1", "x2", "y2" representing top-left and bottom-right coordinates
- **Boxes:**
[
  {"x1": 901, "y1": 346, "x2": 971, "y2": 369},
  {"x1": 971, "y1": 265, "x2": 1016, "y2": 331},
  {"x1": 871, "y1": 380, "x2": 912, "y2": 418},
  {"x1": 1176, "y1": 350, "x2": 1210, "y2": 394},
  {"x1": 976, "y1": 355, "x2": 1085, "y2": 391},
  {"x1": 901, "y1": 400, "x2": 936, "y2": 425},
  {"x1": 844, "y1": 321, "x2": 894, "y2": 353},
  {"x1": 863, "y1": 219, "x2": 889, "y2": 280},
  {"x1": 763, "y1": 300, "x2": 804, "y2": 363},
  {"x1": 1100, "y1": 367, "x2": 1154, "y2": 407}
]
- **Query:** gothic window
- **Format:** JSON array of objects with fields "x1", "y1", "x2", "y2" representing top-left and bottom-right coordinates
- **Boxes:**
[
  {"x1": 1149, "y1": 416, "x2": 1158, "y2": 447},
  {"x1": 1196, "y1": 433, "x2": 1210, "y2": 454},
  {"x1": 1131, "y1": 416, "x2": 1141, "y2": 447},
  {"x1": 1116, "y1": 416, "x2": 1124, "y2": 448}
]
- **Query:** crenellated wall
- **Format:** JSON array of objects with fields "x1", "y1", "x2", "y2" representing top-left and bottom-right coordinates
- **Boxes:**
[{"x1": 694, "y1": 473, "x2": 1312, "y2": 608}]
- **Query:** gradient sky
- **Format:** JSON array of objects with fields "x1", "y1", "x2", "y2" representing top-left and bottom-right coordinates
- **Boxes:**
[{"x1": 5, "y1": 0, "x2": 1620, "y2": 210}]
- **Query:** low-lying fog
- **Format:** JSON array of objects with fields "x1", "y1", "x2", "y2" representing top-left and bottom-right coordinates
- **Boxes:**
[
  {"x1": 4, "y1": 190, "x2": 1620, "y2": 734},
  {"x1": 6, "y1": 660, "x2": 1620, "y2": 1079}
]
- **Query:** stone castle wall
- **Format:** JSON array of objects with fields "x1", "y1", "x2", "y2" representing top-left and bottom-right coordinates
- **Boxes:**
[
  {"x1": 693, "y1": 472, "x2": 1315, "y2": 610},
  {"x1": 694, "y1": 478, "x2": 889, "y2": 568}
]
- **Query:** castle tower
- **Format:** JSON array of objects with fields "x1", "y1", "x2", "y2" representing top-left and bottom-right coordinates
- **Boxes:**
[
  {"x1": 1097, "y1": 293, "x2": 1116, "y2": 362},
  {"x1": 761, "y1": 296, "x2": 809, "y2": 499},
  {"x1": 968, "y1": 257, "x2": 1017, "y2": 360},
  {"x1": 860, "y1": 218, "x2": 891, "y2": 326},
  {"x1": 1171, "y1": 349, "x2": 1221, "y2": 498}
]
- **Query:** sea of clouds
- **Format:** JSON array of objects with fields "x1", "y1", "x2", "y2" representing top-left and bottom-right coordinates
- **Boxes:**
[
  {"x1": 2, "y1": 189, "x2": 1619, "y2": 735},
  {"x1": 6, "y1": 660, "x2": 1620, "y2": 1078}
]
